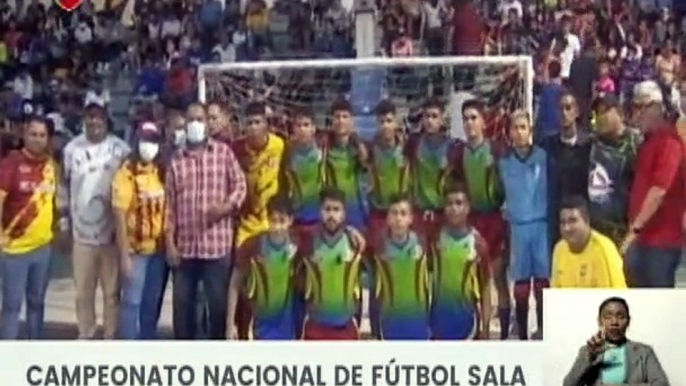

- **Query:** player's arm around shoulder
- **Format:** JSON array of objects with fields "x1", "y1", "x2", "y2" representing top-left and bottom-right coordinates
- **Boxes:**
[{"x1": 345, "y1": 225, "x2": 366, "y2": 261}]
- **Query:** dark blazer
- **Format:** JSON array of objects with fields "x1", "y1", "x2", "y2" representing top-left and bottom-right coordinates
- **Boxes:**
[{"x1": 563, "y1": 341, "x2": 670, "y2": 386}]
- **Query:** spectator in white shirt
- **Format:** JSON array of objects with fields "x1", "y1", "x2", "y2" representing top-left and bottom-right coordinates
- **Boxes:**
[
  {"x1": 161, "y1": 13, "x2": 182, "y2": 39},
  {"x1": 74, "y1": 21, "x2": 93, "y2": 45},
  {"x1": 12, "y1": 68, "x2": 33, "y2": 101},
  {"x1": 559, "y1": 15, "x2": 581, "y2": 80},
  {"x1": 212, "y1": 34, "x2": 237, "y2": 63},
  {"x1": 499, "y1": 0, "x2": 522, "y2": 21}
]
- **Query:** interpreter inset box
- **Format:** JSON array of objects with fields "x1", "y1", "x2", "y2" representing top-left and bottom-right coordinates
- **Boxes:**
[{"x1": 544, "y1": 289, "x2": 686, "y2": 386}]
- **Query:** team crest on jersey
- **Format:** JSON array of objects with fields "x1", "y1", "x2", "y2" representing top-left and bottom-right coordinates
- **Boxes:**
[{"x1": 588, "y1": 163, "x2": 613, "y2": 203}]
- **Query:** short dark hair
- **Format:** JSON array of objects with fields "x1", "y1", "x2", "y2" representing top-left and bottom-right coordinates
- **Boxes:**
[
  {"x1": 598, "y1": 297, "x2": 630, "y2": 319},
  {"x1": 293, "y1": 106, "x2": 315, "y2": 120},
  {"x1": 461, "y1": 99, "x2": 486, "y2": 117},
  {"x1": 444, "y1": 182, "x2": 470, "y2": 200},
  {"x1": 423, "y1": 96, "x2": 445, "y2": 112},
  {"x1": 267, "y1": 195, "x2": 294, "y2": 216},
  {"x1": 559, "y1": 195, "x2": 590, "y2": 222},
  {"x1": 208, "y1": 100, "x2": 230, "y2": 114},
  {"x1": 320, "y1": 186, "x2": 346, "y2": 205},
  {"x1": 375, "y1": 99, "x2": 396, "y2": 116},
  {"x1": 330, "y1": 99, "x2": 353, "y2": 115},
  {"x1": 548, "y1": 60, "x2": 562, "y2": 79},
  {"x1": 25, "y1": 115, "x2": 55, "y2": 137},
  {"x1": 245, "y1": 101, "x2": 267, "y2": 117},
  {"x1": 388, "y1": 193, "x2": 412, "y2": 208}
]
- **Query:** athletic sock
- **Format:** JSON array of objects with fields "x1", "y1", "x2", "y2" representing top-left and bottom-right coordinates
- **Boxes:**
[
  {"x1": 533, "y1": 278, "x2": 549, "y2": 336},
  {"x1": 498, "y1": 307, "x2": 511, "y2": 340},
  {"x1": 513, "y1": 281, "x2": 531, "y2": 340}
]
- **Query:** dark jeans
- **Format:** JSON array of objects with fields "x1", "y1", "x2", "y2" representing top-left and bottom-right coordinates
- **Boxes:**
[
  {"x1": 626, "y1": 244, "x2": 681, "y2": 288},
  {"x1": 139, "y1": 254, "x2": 169, "y2": 339},
  {"x1": 172, "y1": 258, "x2": 230, "y2": 339},
  {"x1": 1, "y1": 245, "x2": 52, "y2": 339}
]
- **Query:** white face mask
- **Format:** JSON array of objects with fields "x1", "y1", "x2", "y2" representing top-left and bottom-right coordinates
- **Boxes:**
[
  {"x1": 173, "y1": 130, "x2": 187, "y2": 147},
  {"x1": 186, "y1": 121, "x2": 207, "y2": 144},
  {"x1": 139, "y1": 141, "x2": 159, "y2": 162}
]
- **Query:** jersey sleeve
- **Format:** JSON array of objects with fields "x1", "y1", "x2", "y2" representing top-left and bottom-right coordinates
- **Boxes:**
[
  {"x1": 449, "y1": 139, "x2": 466, "y2": 183},
  {"x1": 474, "y1": 231, "x2": 491, "y2": 275},
  {"x1": 345, "y1": 225, "x2": 366, "y2": 260},
  {"x1": 550, "y1": 242, "x2": 563, "y2": 288}
]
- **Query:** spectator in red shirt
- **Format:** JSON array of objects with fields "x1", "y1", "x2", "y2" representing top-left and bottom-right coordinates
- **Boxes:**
[{"x1": 625, "y1": 80, "x2": 685, "y2": 288}]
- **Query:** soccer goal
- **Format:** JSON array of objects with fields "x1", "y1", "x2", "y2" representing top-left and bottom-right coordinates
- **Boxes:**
[{"x1": 197, "y1": 56, "x2": 534, "y2": 141}]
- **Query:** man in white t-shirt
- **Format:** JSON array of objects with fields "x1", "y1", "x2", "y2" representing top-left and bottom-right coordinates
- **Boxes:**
[
  {"x1": 498, "y1": 0, "x2": 522, "y2": 21},
  {"x1": 212, "y1": 34, "x2": 237, "y2": 63},
  {"x1": 559, "y1": 15, "x2": 581, "y2": 80},
  {"x1": 61, "y1": 103, "x2": 130, "y2": 340}
]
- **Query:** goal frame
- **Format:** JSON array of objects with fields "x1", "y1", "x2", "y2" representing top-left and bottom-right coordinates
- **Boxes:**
[{"x1": 197, "y1": 55, "x2": 535, "y2": 123}]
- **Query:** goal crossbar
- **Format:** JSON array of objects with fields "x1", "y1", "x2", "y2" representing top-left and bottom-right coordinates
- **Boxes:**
[{"x1": 198, "y1": 55, "x2": 535, "y2": 123}]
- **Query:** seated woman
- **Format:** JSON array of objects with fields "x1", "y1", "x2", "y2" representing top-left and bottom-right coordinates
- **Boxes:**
[{"x1": 563, "y1": 297, "x2": 670, "y2": 386}]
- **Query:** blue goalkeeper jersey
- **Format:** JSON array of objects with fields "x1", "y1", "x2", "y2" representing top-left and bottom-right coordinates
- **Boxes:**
[{"x1": 498, "y1": 146, "x2": 548, "y2": 224}]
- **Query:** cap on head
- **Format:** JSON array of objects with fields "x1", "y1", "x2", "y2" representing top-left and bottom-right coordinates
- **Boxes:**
[
  {"x1": 84, "y1": 101, "x2": 108, "y2": 118},
  {"x1": 138, "y1": 121, "x2": 162, "y2": 142}
]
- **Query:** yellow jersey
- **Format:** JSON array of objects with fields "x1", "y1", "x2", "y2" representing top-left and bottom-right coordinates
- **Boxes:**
[
  {"x1": 112, "y1": 160, "x2": 165, "y2": 255},
  {"x1": 234, "y1": 134, "x2": 286, "y2": 246},
  {"x1": 551, "y1": 230, "x2": 627, "y2": 289}
]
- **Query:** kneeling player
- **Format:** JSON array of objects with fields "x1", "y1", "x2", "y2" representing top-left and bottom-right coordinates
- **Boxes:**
[
  {"x1": 371, "y1": 195, "x2": 429, "y2": 340},
  {"x1": 430, "y1": 185, "x2": 490, "y2": 340},
  {"x1": 226, "y1": 196, "x2": 299, "y2": 340},
  {"x1": 300, "y1": 188, "x2": 365, "y2": 340}
]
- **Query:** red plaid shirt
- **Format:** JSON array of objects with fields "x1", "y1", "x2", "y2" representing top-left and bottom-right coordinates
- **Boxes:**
[{"x1": 166, "y1": 139, "x2": 247, "y2": 259}]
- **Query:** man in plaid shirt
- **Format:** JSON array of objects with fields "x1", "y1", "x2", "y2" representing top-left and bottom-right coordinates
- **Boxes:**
[{"x1": 165, "y1": 102, "x2": 247, "y2": 340}]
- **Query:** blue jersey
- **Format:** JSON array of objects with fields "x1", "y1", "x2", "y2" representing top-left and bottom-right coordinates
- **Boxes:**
[{"x1": 498, "y1": 146, "x2": 548, "y2": 224}]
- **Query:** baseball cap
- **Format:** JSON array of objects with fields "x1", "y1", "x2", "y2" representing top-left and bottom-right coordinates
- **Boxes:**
[
  {"x1": 592, "y1": 94, "x2": 620, "y2": 112},
  {"x1": 138, "y1": 121, "x2": 162, "y2": 142},
  {"x1": 633, "y1": 81, "x2": 664, "y2": 105},
  {"x1": 84, "y1": 101, "x2": 108, "y2": 118}
]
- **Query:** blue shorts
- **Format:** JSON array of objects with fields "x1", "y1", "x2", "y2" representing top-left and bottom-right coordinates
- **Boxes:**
[
  {"x1": 509, "y1": 221, "x2": 551, "y2": 281},
  {"x1": 380, "y1": 316, "x2": 430, "y2": 340},
  {"x1": 254, "y1": 312, "x2": 296, "y2": 340},
  {"x1": 430, "y1": 303, "x2": 476, "y2": 340}
]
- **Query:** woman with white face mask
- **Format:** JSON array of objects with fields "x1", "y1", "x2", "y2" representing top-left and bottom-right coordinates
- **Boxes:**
[{"x1": 111, "y1": 121, "x2": 169, "y2": 339}]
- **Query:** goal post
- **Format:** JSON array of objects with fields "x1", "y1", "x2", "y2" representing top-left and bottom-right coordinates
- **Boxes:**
[{"x1": 197, "y1": 55, "x2": 534, "y2": 141}]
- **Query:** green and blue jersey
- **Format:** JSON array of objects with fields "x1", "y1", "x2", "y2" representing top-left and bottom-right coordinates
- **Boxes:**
[
  {"x1": 409, "y1": 135, "x2": 452, "y2": 211},
  {"x1": 324, "y1": 144, "x2": 367, "y2": 229},
  {"x1": 303, "y1": 229, "x2": 362, "y2": 327},
  {"x1": 245, "y1": 234, "x2": 299, "y2": 339},
  {"x1": 368, "y1": 140, "x2": 410, "y2": 211},
  {"x1": 453, "y1": 140, "x2": 504, "y2": 213},
  {"x1": 284, "y1": 144, "x2": 325, "y2": 223},
  {"x1": 374, "y1": 232, "x2": 429, "y2": 340},
  {"x1": 430, "y1": 228, "x2": 482, "y2": 340}
]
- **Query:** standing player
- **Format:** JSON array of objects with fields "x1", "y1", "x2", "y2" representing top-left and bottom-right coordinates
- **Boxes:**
[
  {"x1": 367, "y1": 100, "x2": 409, "y2": 249},
  {"x1": 280, "y1": 107, "x2": 326, "y2": 335},
  {"x1": 498, "y1": 111, "x2": 549, "y2": 340},
  {"x1": 366, "y1": 100, "x2": 409, "y2": 338},
  {"x1": 430, "y1": 185, "x2": 490, "y2": 340},
  {"x1": 300, "y1": 187, "x2": 365, "y2": 340},
  {"x1": 226, "y1": 196, "x2": 299, "y2": 340},
  {"x1": 232, "y1": 101, "x2": 286, "y2": 339},
  {"x1": 408, "y1": 97, "x2": 452, "y2": 252},
  {"x1": 324, "y1": 99, "x2": 367, "y2": 231},
  {"x1": 452, "y1": 99, "x2": 504, "y2": 340},
  {"x1": 281, "y1": 107, "x2": 326, "y2": 243},
  {"x1": 371, "y1": 194, "x2": 429, "y2": 340}
]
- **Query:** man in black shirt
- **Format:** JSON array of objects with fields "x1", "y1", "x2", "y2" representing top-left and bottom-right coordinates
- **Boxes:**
[{"x1": 539, "y1": 92, "x2": 591, "y2": 247}]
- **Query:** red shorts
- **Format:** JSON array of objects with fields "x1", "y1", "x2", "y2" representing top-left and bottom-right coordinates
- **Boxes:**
[
  {"x1": 412, "y1": 210, "x2": 443, "y2": 257},
  {"x1": 471, "y1": 212, "x2": 507, "y2": 263},
  {"x1": 302, "y1": 320, "x2": 359, "y2": 340},
  {"x1": 367, "y1": 210, "x2": 387, "y2": 251},
  {"x1": 293, "y1": 222, "x2": 318, "y2": 247}
]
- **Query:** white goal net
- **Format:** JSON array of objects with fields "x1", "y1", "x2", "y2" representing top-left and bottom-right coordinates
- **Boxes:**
[{"x1": 198, "y1": 56, "x2": 534, "y2": 141}]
